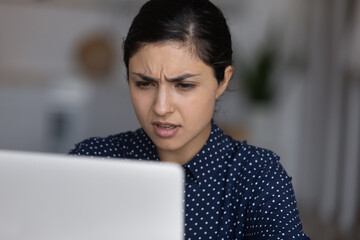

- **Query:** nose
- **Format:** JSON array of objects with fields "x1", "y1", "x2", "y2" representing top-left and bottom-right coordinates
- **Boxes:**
[{"x1": 152, "y1": 85, "x2": 174, "y2": 116}]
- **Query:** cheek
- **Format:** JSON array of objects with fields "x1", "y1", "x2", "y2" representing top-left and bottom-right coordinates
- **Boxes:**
[
  {"x1": 130, "y1": 89, "x2": 150, "y2": 119},
  {"x1": 178, "y1": 91, "x2": 217, "y2": 116}
]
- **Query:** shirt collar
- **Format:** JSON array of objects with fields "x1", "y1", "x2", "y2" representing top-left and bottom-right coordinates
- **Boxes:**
[
  {"x1": 137, "y1": 121, "x2": 235, "y2": 184},
  {"x1": 183, "y1": 121, "x2": 230, "y2": 184},
  {"x1": 135, "y1": 128, "x2": 160, "y2": 161}
]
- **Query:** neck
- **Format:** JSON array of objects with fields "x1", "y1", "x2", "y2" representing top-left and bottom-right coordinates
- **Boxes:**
[{"x1": 158, "y1": 148, "x2": 197, "y2": 165}]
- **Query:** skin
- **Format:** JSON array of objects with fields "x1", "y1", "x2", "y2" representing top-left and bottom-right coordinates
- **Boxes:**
[{"x1": 128, "y1": 42, "x2": 233, "y2": 165}]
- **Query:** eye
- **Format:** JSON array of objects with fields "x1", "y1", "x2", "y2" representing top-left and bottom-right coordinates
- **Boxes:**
[
  {"x1": 135, "y1": 81, "x2": 155, "y2": 89},
  {"x1": 176, "y1": 82, "x2": 196, "y2": 90}
]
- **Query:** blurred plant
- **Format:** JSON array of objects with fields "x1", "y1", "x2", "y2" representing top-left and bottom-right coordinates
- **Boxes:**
[{"x1": 237, "y1": 38, "x2": 279, "y2": 106}]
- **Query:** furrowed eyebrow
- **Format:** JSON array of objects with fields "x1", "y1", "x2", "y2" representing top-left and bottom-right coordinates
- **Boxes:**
[
  {"x1": 166, "y1": 73, "x2": 199, "y2": 82},
  {"x1": 132, "y1": 72, "x2": 199, "y2": 82},
  {"x1": 132, "y1": 73, "x2": 158, "y2": 82}
]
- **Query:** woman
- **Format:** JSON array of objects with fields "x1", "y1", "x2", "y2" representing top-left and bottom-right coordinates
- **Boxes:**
[{"x1": 70, "y1": 0, "x2": 310, "y2": 239}]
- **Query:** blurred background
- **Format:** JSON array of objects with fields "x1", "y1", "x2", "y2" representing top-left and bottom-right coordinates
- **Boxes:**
[{"x1": 0, "y1": 0, "x2": 359, "y2": 239}]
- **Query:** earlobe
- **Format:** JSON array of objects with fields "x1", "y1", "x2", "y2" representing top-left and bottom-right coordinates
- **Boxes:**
[{"x1": 216, "y1": 65, "x2": 234, "y2": 99}]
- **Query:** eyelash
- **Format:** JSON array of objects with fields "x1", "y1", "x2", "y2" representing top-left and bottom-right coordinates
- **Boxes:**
[
  {"x1": 135, "y1": 81, "x2": 154, "y2": 88},
  {"x1": 134, "y1": 81, "x2": 196, "y2": 91},
  {"x1": 176, "y1": 82, "x2": 195, "y2": 90}
]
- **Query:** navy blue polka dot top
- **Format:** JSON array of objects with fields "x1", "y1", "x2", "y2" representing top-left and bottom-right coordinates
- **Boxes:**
[{"x1": 69, "y1": 122, "x2": 310, "y2": 239}]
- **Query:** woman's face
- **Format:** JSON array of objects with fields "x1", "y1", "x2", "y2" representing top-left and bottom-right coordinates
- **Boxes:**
[{"x1": 128, "y1": 42, "x2": 231, "y2": 163}]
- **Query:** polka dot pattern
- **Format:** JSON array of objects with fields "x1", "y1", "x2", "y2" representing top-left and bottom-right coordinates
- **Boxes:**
[{"x1": 69, "y1": 123, "x2": 310, "y2": 239}]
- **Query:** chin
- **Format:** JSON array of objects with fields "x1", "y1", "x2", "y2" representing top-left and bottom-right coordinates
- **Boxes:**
[
  {"x1": 152, "y1": 134, "x2": 187, "y2": 150},
  {"x1": 153, "y1": 139, "x2": 182, "y2": 152}
]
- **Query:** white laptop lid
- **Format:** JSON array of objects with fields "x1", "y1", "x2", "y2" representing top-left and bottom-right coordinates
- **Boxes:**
[{"x1": 0, "y1": 150, "x2": 184, "y2": 240}]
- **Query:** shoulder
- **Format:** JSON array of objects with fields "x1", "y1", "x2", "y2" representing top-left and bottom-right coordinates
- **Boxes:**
[
  {"x1": 68, "y1": 129, "x2": 146, "y2": 158},
  {"x1": 211, "y1": 123, "x2": 284, "y2": 178},
  {"x1": 225, "y1": 140, "x2": 292, "y2": 189},
  {"x1": 234, "y1": 142, "x2": 283, "y2": 176}
]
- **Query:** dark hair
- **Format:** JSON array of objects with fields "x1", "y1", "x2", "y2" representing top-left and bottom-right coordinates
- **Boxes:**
[{"x1": 123, "y1": 0, "x2": 232, "y2": 83}]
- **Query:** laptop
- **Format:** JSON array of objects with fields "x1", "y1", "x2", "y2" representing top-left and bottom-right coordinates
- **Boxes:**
[{"x1": 0, "y1": 150, "x2": 184, "y2": 240}]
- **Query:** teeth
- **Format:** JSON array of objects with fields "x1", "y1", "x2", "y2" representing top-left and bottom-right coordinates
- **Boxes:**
[{"x1": 158, "y1": 124, "x2": 176, "y2": 129}]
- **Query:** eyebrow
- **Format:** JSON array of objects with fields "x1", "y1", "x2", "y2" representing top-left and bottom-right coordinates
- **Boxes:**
[{"x1": 132, "y1": 72, "x2": 199, "y2": 82}]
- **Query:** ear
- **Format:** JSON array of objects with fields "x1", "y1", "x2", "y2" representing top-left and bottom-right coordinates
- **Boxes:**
[{"x1": 216, "y1": 65, "x2": 234, "y2": 99}]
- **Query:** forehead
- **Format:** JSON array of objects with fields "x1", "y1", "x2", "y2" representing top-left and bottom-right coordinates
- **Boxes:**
[{"x1": 129, "y1": 42, "x2": 209, "y2": 75}]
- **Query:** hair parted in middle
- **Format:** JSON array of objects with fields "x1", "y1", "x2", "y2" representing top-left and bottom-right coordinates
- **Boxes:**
[{"x1": 123, "y1": 0, "x2": 233, "y2": 83}]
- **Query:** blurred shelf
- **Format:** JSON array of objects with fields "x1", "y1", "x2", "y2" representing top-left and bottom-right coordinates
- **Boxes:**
[
  {"x1": 0, "y1": 0, "x2": 244, "y2": 14},
  {"x1": 0, "y1": 69, "x2": 50, "y2": 86}
]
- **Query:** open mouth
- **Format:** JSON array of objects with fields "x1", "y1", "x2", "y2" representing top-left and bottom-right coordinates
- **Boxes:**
[
  {"x1": 156, "y1": 123, "x2": 177, "y2": 130},
  {"x1": 152, "y1": 122, "x2": 180, "y2": 138}
]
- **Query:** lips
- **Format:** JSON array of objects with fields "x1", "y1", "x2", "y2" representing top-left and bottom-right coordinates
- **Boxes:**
[{"x1": 152, "y1": 122, "x2": 180, "y2": 138}]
